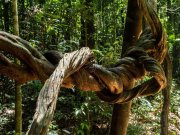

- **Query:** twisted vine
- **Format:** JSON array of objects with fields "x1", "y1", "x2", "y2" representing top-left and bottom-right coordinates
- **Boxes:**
[{"x1": 0, "y1": 0, "x2": 168, "y2": 134}]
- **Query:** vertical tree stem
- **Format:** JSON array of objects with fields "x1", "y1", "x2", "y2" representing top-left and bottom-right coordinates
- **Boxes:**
[
  {"x1": 12, "y1": 0, "x2": 19, "y2": 36},
  {"x1": 15, "y1": 84, "x2": 22, "y2": 135},
  {"x1": 110, "y1": 0, "x2": 143, "y2": 135},
  {"x1": 12, "y1": 0, "x2": 22, "y2": 135},
  {"x1": 160, "y1": 54, "x2": 172, "y2": 135},
  {"x1": 110, "y1": 102, "x2": 132, "y2": 135}
]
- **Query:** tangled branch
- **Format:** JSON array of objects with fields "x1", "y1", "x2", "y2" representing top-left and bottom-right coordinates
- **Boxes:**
[{"x1": 0, "y1": 0, "x2": 168, "y2": 134}]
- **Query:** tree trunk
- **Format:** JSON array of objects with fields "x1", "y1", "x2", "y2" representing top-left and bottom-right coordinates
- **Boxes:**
[
  {"x1": 80, "y1": 0, "x2": 95, "y2": 133},
  {"x1": 64, "y1": 0, "x2": 71, "y2": 41},
  {"x1": 12, "y1": 0, "x2": 22, "y2": 135},
  {"x1": 2, "y1": 0, "x2": 10, "y2": 31},
  {"x1": 0, "y1": 2, "x2": 3, "y2": 29},
  {"x1": 172, "y1": 41, "x2": 180, "y2": 78},
  {"x1": 80, "y1": 0, "x2": 95, "y2": 49},
  {"x1": 160, "y1": 1, "x2": 173, "y2": 133},
  {"x1": 166, "y1": 0, "x2": 172, "y2": 31},
  {"x1": 160, "y1": 54, "x2": 172, "y2": 135},
  {"x1": 110, "y1": 0, "x2": 143, "y2": 135},
  {"x1": 15, "y1": 84, "x2": 22, "y2": 135},
  {"x1": 19, "y1": 0, "x2": 25, "y2": 36},
  {"x1": 110, "y1": 102, "x2": 132, "y2": 135}
]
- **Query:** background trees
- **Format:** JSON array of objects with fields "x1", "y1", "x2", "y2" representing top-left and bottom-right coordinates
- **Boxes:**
[{"x1": 0, "y1": 0, "x2": 179, "y2": 134}]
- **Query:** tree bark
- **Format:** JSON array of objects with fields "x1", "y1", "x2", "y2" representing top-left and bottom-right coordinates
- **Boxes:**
[
  {"x1": 166, "y1": 0, "x2": 172, "y2": 31},
  {"x1": 160, "y1": 1, "x2": 173, "y2": 133},
  {"x1": 121, "y1": 0, "x2": 143, "y2": 55},
  {"x1": 110, "y1": 102, "x2": 132, "y2": 135},
  {"x1": 172, "y1": 41, "x2": 180, "y2": 78},
  {"x1": 15, "y1": 84, "x2": 22, "y2": 135},
  {"x1": 12, "y1": 0, "x2": 22, "y2": 134},
  {"x1": 26, "y1": 48, "x2": 94, "y2": 135},
  {"x1": 19, "y1": 0, "x2": 25, "y2": 35},
  {"x1": 2, "y1": 0, "x2": 10, "y2": 31},
  {"x1": 160, "y1": 54, "x2": 172, "y2": 135},
  {"x1": 64, "y1": 0, "x2": 71, "y2": 41},
  {"x1": 80, "y1": 0, "x2": 95, "y2": 49},
  {"x1": 0, "y1": 2, "x2": 3, "y2": 29},
  {"x1": 110, "y1": 0, "x2": 143, "y2": 135}
]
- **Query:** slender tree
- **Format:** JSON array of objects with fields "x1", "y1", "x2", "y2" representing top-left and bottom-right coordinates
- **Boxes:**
[
  {"x1": 19, "y1": 0, "x2": 25, "y2": 35},
  {"x1": 160, "y1": 0, "x2": 173, "y2": 134},
  {"x1": 80, "y1": 0, "x2": 95, "y2": 133},
  {"x1": 160, "y1": 55, "x2": 172, "y2": 135},
  {"x1": 0, "y1": 1, "x2": 3, "y2": 29},
  {"x1": 80, "y1": 0, "x2": 95, "y2": 49},
  {"x1": 64, "y1": 0, "x2": 72, "y2": 41},
  {"x1": 2, "y1": 0, "x2": 10, "y2": 31},
  {"x1": 12, "y1": 0, "x2": 22, "y2": 135}
]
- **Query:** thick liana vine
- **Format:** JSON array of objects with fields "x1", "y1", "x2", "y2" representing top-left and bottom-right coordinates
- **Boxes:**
[{"x1": 0, "y1": 0, "x2": 168, "y2": 134}]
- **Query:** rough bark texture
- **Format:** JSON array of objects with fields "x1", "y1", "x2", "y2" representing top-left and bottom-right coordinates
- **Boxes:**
[
  {"x1": 0, "y1": 0, "x2": 168, "y2": 134},
  {"x1": 26, "y1": 48, "x2": 93, "y2": 135}
]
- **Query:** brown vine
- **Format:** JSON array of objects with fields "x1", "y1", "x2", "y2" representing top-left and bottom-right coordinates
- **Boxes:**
[{"x1": 0, "y1": 0, "x2": 168, "y2": 134}]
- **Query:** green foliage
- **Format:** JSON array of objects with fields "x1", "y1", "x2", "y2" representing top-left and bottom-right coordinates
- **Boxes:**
[
  {"x1": 127, "y1": 123, "x2": 146, "y2": 135},
  {"x1": 77, "y1": 122, "x2": 90, "y2": 135},
  {"x1": 170, "y1": 82, "x2": 180, "y2": 115},
  {"x1": 54, "y1": 90, "x2": 112, "y2": 134},
  {"x1": 168, "y1": 34, "x2": 176, "y2": 47}
]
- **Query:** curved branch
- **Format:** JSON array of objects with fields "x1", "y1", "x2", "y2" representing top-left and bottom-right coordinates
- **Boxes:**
[
  {"x1": 0, "y1": 31, "x2": 44, "y2": 59},
  {"x1": 0, "y1": 29, "x2": 166, "y2": 97},
  {"x1": 0, "y1": 65, "x2": 37, "y2": 83},
  {"x1": 139, "y1": 0, "x2": 167, "y2": 63},
  {"x1": 0, "y1": 32, "x2": 55, "y2": 82},
  {"x1": 25, "y1": 46, "x2": 166, "y2": 134},
  {"x1": 26, "y1": 47, "x2": 94, "y2": 135},
  {"x1": 0, "y1": 53, "x2": 37, "y2": 82}
]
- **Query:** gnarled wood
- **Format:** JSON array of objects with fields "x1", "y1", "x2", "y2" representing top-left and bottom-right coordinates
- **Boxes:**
[
  {"x1": 26, "y1": 47, "x2": 93, "y2": 135},
  {"x1": 0, "y1": 0, "x2": 168, "y2": 134}
]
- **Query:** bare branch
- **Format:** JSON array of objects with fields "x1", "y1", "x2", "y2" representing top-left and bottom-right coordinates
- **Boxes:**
[
  {"x1": 0, "y1": 31, "x2": 44, "y2": 59},
  {"x1": 0, "y1": 32, "x2": 55, "y2": 82},
  {"x1": 0, "y1": 64, "x2": 37, "y2": 83}
]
